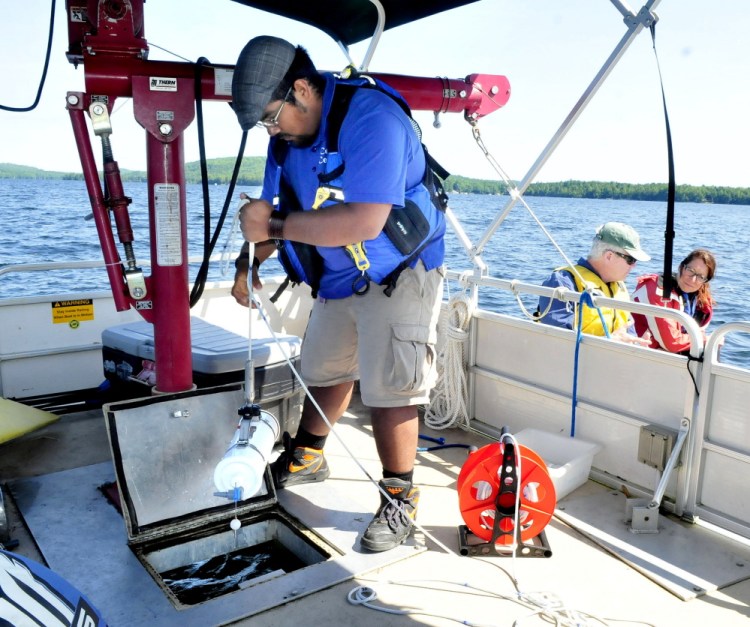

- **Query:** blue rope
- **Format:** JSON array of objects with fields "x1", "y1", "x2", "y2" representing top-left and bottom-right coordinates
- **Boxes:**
[{"x1": 571, "y1": 291, "x2": 610, "y2": 437}]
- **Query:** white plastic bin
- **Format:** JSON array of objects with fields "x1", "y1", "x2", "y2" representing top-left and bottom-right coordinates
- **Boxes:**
[{"x1": 514, "y1": 429, "x2": 602, "y2": 500}]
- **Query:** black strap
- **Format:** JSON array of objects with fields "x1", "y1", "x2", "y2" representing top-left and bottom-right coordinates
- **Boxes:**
[
  {"x1": 650, "y1": 23, "x2": 676, "y2": 299},
  {"x1": 380, "y1": 238, "x2": 431, "y2": 297},
  {"x1": 685, "y1": 353, "x2": 703, "y2": 396},
  {"x1": 317, "y1": 83, "x2": 358, "y2": 184},
  {"x1": 319, "y1": 79, "x2": 450, "y2": 209},
  {"x1": 423, "y1": 146, "x2": 450, "y2": 211},
  {"x1": 269, "y1": 276, "x2": 291, "y2": 304},
  {"x1": 325, "y1": 84, "x2": 358, "y2": 153}
]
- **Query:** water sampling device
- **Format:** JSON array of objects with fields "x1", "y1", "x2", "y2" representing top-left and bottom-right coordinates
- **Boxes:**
[{"x1": 213, "y1": 237, "x2": 281, "y2": 504}]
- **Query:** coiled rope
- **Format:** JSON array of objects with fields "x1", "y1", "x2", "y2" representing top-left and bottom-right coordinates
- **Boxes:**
[{"x1": 424, "y1": 290, "x2": 474, "y2": 430}]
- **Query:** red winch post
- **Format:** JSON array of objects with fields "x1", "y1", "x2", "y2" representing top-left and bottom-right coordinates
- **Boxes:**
[
  {"x1": 132, "y1": 75, "x2": 197, "y2": 393},
  {"x1": 64, "y1": 0, "x2": 509, "y2": 395}
]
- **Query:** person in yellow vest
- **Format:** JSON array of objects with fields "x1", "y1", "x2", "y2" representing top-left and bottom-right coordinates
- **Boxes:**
[{"x1": 537, "y1": 222, "x2": 651, "y2": 345}]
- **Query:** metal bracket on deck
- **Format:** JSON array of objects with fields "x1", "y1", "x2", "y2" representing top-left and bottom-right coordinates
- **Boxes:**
[
  {"x1": 458, "y1": 524, "x2": 552, "y2": 558},
  {"x1": 627, "y1": 418, "x2": 689, "y2": 534}
]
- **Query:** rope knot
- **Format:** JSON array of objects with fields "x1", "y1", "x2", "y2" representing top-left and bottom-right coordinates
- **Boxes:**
[{"x1": 579, "y1": 290, "x2": 596, "y2": 309}]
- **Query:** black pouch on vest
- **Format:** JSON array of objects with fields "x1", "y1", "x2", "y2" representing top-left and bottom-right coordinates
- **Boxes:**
[
  {"x1": 383, "y1": 199, "x2": 431, "y2": 255},
  {"x1": 277, "y1": 240, "x2": 324, "y2": 294}
]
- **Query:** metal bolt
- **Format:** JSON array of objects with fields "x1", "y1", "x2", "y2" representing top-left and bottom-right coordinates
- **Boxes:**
[
  {"x1": 67, "y1": 94, "x2": 79, "y2": 106},
  {"x1": 92, "y1": 104, "x2": 105, "y2": 116},
  {"x1": 159, "y1": 123, "x2": 173, "y2": 136}
]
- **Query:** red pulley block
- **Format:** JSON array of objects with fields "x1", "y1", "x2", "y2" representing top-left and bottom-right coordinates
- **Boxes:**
[{"x1": 457, "y1": 441, "x2": 556, "y2": 546}]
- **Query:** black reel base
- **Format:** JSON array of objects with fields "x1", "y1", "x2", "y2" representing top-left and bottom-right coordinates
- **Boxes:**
[{"x1": 457, "y1": 524, "x2": 552, "y2": 558}]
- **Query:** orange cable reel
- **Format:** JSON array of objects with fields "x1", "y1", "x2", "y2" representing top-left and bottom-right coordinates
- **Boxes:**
[{"x1": 457, "y1": 440, "x2": 557, "y2": 547}]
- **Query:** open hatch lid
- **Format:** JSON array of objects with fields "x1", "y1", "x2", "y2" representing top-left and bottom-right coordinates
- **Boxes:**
[
  {"x1": 230, "y1": 0, "x2": 481, "y2": 47},
  {"x1": 104, "y1": 384, "x2": 277, "y2": 545}
]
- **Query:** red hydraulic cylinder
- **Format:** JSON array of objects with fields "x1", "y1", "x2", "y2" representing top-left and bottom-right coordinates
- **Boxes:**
[
  {"x1": 369, "y1": 72, "x2": 510, "y2": 120},
  {"x1": 67, "y1": 97, "x2": 131, "y2": 311}
]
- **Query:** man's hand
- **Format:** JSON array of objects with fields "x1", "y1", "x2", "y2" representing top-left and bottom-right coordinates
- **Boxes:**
[
  {"x1": 240, "y1": 198, "x2": 274, "y2": 243},
  {"x1": 611, "y1": 327, "x2": 651, "y2": 347},
  {"x1": 231, "y1": 263, "x2": 262, "y2": 308}
]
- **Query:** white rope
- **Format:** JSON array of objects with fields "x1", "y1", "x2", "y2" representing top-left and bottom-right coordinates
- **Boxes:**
[
  {"x1": 470, "y1": 124, "x2": 588, "y2": 288},
  {"x1": 423, "y1": 291, "x2": 474, "y2": 430},
  {"x1": 249, "y1": 292, "x2": 456, "y2": 555},
  {"x1": 346, "y1": 575, "x2": 653, "y2": 627},
  {"x1": 346, "y1": 583, "x2": 498, "y2": 626},
  {"x1": 219, "y1": 205, "x2": 243, "y2": 277}
]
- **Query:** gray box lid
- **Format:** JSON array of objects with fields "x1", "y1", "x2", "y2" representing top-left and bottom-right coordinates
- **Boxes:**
[{"x1": 102, "y1": 317, "x2": 300, "y2": 374}]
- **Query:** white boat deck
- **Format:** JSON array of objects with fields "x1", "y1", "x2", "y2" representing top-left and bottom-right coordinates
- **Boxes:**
[{"x1": 2, "y1": 394, "x2": 750, "y2": 627}]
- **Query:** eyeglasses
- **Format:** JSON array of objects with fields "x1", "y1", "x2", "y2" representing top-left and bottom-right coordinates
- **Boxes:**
[
  {"x1": 256, "y1": 87, "x2": 293, "y2": 129},
  {"x1": 609, "y1": 250, "x2": 637, "y2": 266},
  {"x1": 683, "y1": 265, "x2": 709, "y2": 283}
]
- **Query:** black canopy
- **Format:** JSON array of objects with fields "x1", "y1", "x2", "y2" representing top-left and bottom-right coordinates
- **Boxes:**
[{"x1": 231, "y1": 0, "x2": 481, "y2": 47}]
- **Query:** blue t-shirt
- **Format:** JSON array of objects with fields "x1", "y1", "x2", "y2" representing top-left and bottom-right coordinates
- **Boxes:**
[
  {"x1": 261, "y1": 74, "x2": 444, "y2": 297},
  {"x1": 537, "y1": 258, "x2": 584, "y2": 329}
]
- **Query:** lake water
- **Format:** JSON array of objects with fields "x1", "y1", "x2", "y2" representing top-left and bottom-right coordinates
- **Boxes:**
[{"x1": 1, "y1": 179, "x2": 748, "y2": 366}]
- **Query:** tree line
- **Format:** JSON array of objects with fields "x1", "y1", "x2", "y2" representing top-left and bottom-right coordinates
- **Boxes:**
[
  {"x1": 446, "y1": 176, "x2": 750, "y2": 205},
  {"x1": 2, "y1": 161, "x2": 749, "y2": 205}
]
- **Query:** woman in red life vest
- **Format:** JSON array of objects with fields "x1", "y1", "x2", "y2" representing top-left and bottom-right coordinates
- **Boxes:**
[{"x1": 632, "y1": 249, "x2": 717, "y2": 354}]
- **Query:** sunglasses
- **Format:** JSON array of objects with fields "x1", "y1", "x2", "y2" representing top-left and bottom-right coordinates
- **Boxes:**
[
  {"x1": 256, "y1": 87, "x2": 293, "y2": 129},
  {"x1": 609, "y1": 250, "x2": 637, "y2": 266}
]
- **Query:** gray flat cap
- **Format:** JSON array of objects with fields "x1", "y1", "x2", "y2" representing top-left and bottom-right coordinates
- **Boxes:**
[{"x1": 232, "y1": 36, "x2": 296, "y2": 130}]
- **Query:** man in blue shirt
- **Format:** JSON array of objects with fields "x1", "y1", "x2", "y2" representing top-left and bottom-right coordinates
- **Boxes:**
[{"x1": 231, "y1": 36, "x2": 446, "y2": 552}]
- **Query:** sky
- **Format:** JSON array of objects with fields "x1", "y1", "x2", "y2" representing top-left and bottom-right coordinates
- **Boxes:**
[{"x1": 1, "y1": 0, "x2": 748, "y2": 187}]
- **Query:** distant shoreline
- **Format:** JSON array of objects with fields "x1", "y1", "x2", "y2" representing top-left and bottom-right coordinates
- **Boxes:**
[{"x1": 2, "y1": 160, "x2": 749, "y2": 205}]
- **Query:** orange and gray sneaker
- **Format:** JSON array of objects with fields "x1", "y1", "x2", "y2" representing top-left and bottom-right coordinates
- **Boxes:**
[
  {"x1": 270, "y1": 432, "x2": 330, "y2": 489},
  {"x1": 360, "y1": 478, "x2": 420, "y2": 552}
]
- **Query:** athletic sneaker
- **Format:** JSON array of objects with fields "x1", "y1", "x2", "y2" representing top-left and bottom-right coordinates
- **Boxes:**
[
  {"x1": 270, "y1": 432, "x2": 330, "y2": 489},
  {"x1": 360, "y1": 478, "x2": 420, "y2": 552}
]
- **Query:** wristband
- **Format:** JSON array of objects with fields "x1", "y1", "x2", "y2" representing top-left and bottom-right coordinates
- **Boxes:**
[
  {"x1": 234, "y1": 249, "x2": 250, "y2": 270},
  {"x1": 234, "y1": 253, "x2": 260, "y2": 271},
  {"x1": 268, "y1": 210, "x2": 286, "y2": 240}
]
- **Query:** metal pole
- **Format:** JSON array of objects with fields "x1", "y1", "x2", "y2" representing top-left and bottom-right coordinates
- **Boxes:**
[{"x1": 474, "y1": 0, "x2": 662, "y2": 255}]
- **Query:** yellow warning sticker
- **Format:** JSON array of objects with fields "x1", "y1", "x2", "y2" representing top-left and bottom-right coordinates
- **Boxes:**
[{"x1": 51, "y1": 299, "x2": 94, "y2": 325}]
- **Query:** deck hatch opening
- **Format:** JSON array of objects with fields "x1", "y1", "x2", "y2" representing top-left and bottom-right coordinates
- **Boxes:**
[
  {"x1": 139, "y1": 511, "x2": 331, "y2": 607},
  {"x1": 104, "y1": 384, "x2": 337, "y2": 608}
]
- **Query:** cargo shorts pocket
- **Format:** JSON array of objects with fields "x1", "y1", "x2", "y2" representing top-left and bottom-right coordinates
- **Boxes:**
[{"x1": 388, "y1": 324, "x2": 437, "y2": 394}]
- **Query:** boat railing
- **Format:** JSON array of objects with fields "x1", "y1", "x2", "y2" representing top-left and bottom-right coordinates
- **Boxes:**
[
  {"x1": 0, "y1": 255, "x2": 235, "y2": 280},
  {"x1": 0, "y1": 256, "x2": 240, "y2": 305},
  {"x1": 445, "y1": 269, "x2": 705, "y2": 359},
  {"x1": 3, "y1": 260, "x2": 750, "y2": 537},
  {"x1": 0, "y1": 259, "x2": 111, "y2": 277},
  {"x1": 687, "y1": 321, "x2": 750, "y2": 537},
  {"x1": 443, "y1": 268, "x2": 750, "y2": 538},
  {"x1": 0, "y1": 258, "x2": 308, "y2": 400}
]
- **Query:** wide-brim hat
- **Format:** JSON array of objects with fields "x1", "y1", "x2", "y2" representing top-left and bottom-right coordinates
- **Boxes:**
[
  {"x1": 596, "y1": 222, "x2": 651, "y2": 261},
  {"x1": 232, "y1": 36, "x2": 296, "y2": 130}
]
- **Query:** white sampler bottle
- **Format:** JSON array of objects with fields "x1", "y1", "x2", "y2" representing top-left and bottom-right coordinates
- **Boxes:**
[{"x1": 214, "y1": 405, "x2": 280, "y2": 498}]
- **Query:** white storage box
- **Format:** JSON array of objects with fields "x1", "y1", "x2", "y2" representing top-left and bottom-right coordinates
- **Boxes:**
[{"x1": 514, "y1": 429, "x2": 602, "y2": 500}]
